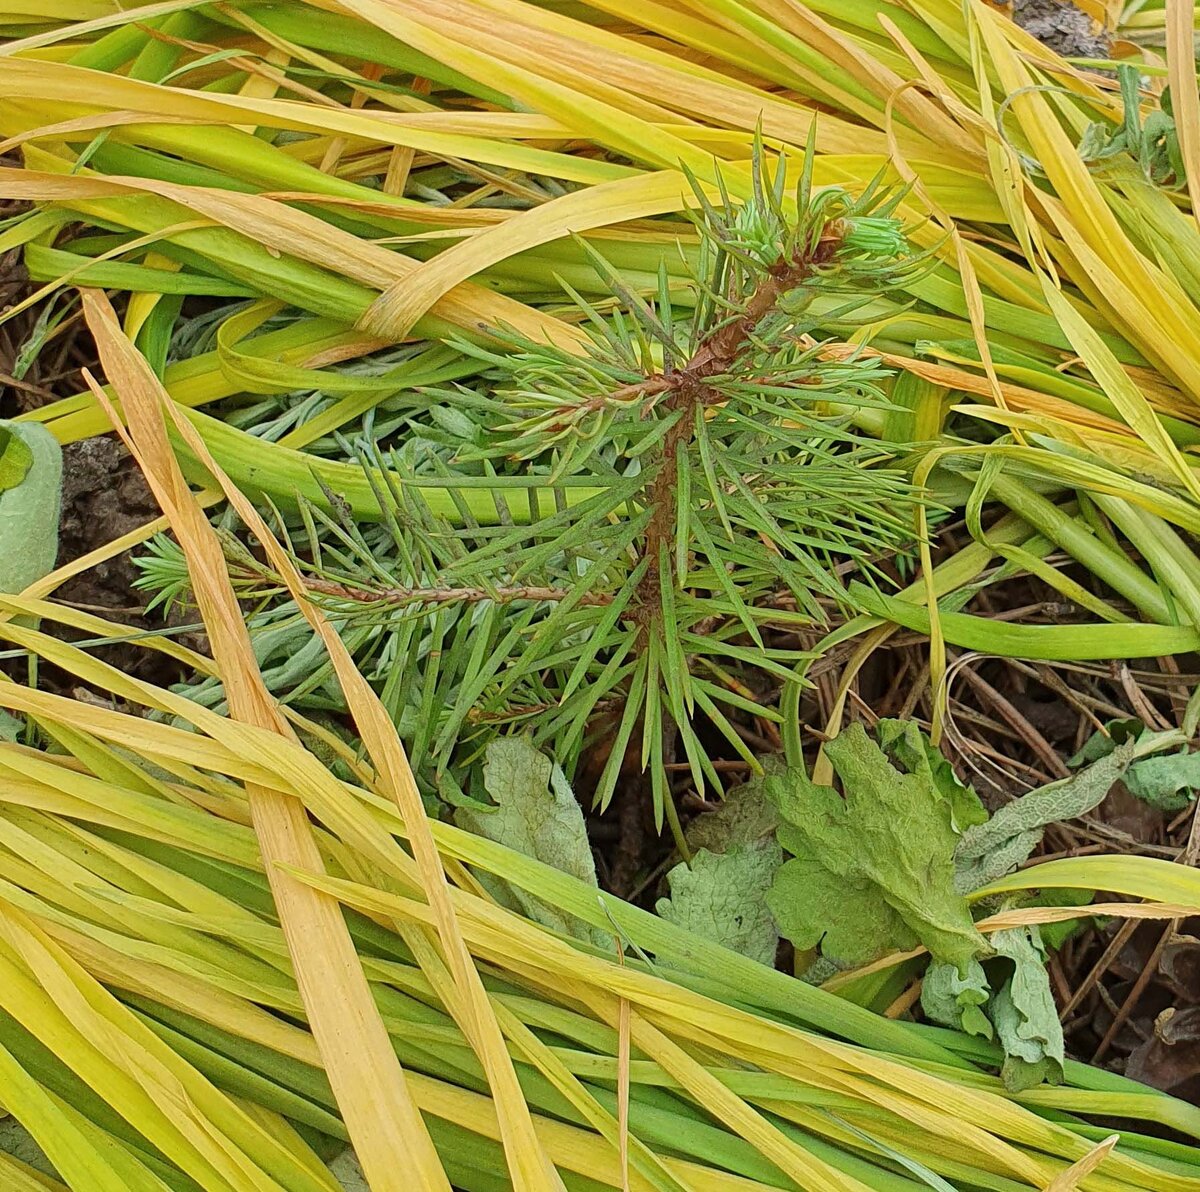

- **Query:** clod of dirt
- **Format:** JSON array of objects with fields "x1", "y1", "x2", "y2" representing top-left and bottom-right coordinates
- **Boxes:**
[
  {"x1": 53, "y1": 435, "x2": 193, "y2": 684},
  {"x1": 1013, "y1": 0, "x2": 1111, "y2": 60},
  {"x1": 57, "y1": 436, "x2": 158, "y2": 600}
]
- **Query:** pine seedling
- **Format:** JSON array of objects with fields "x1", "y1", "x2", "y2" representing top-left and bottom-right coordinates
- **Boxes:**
[{"x1": 140, "y1": 147, "x2": 929, "y2": 847}]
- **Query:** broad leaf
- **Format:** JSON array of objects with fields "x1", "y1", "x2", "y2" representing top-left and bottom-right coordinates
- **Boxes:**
[
  {"x1": 0, "y1": 421, "x2": 61, "y2": 595},
  {"x1": 953, "y1": 743, "x2": 1134, "y2": 893},
  {"x1": 923, "y1": 927, "x2": 1068, "y2": 1092},
  {"x1": 657, "y1": 771, "x2": 783, "y2": 964},
  {"x1": 1070, "y1": 719, "x2": 1196, "y2": 812},
  {"x1": 657, "y1": 844, "x2": 782, "y2": 965},
  {"x1": 1123, "y1": 753, "x2": 1200, "y2": 812},
  {"x1": 768, "y1": 851, "x2": 920, "y2": 969},
  {"x1": 685, "y1": 768, "x2": 781, "y2": 854},
  {"x1": 921, "y1": 959, "x2": 992, "y2": 1039},
  {"x1": 0, "y1": 427, "x2": 32, "y2": 492},
  {"x1": 876, "y1": 718, "x2": 987, "y2": 832},
  {"x1": 990, "y1": 927, "x2": 1065, "y2": 1092},
  {"x1": 457, "y1": 737, "x2": 607, "y2": 946},
  {"x1": 1068, "y1": 718, "x2": 1144, "y2": 766},
  {"x1": 328, "y1": 1151, "x2": 368, "y2": 1192},
  {"x1": 766, "y1": 724, "x2": 986, "y2": 972}
]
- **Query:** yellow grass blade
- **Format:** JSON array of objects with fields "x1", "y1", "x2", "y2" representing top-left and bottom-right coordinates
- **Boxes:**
[
  {"x1": 0, "y1": 10, "x2": 1198, "y2": 1189},
  {"x1": 83, "y1": 291, "x2": 570, "y2": 1190},
  {"x1": 331, "y1": 0, "x2": 734, "y2": 178},
  {"x1": 79, "y1": 289, "x2": 452, "y2": 1192},
  {"x1": 122, "y1": 251, "x2": 181, "y2": 343},
  {"x1": 1045, "y1": 1135, "x2": 1119, "y2": 1191},
  {"x1": 0, "y1": 0, "x2": 203, "y2": 56},
  {"x1": 169, "y1": 416, "x2": 569, "y2": 1191},
  {"x1": 973, "y1": 7, "x2": 1200, "y2": 400},
  {"x1": 974, "y1": 853, "x2": 1200, "y2": 907},
  {"x1": 0, "y1": 58, "x2": 631, "y2": 184},
  {"x1": 1166, "y1": 0, "x2": 1200, "y2": 218},
  {"x1": 0, "y1": 622, "x2": 1192, "y2": 1186},
  {"x1": 1039, "y1": 281, "x2": 1200, "y2": 502},
  {"x1": 0, "y1": 591, "x2": 213, "y2": 674},
  {"x1": 0, "y1": 899, "x2": 337, "y2": 1191},
  {"x1": 0, "y1": 631, "x2": 1102, "y2": 1186},
  {"x1": 276, "y1": 866, "x2": 1105, "y2": 1188},
  {"x1": 0, "y1": 1041, "x2": 170, "y2": 1192},
  {"x1": 2, "y1": 158, "x2": 583, "y2": 350},
  {"x1": 347, "y1": 0, "x2": 793, "y2": 145},
  {"x1": 0, "y1": 1150, "x2": 68, "y2": 1192},
  {"x1": 364, "y1": 169, "x2": 696, "y2": 339},
  {"x1": 704, "y1": 0, "x2": 983, "y2": 157}
]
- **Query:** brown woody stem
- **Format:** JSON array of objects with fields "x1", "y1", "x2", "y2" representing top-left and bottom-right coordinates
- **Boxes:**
[{"x1": 633, "y1": 222, "x2": 846, "y2": 621}]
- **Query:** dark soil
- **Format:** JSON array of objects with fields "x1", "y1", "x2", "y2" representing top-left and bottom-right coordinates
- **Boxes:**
[
  {"x1": 51, "y1": 436, "x2": 190, "y2": 684},
  {"x1": 1014, "y1": 0, "x2": 1111, "y2": 59},
  {"x1": 56, "y1": 436, "x2": 158, "y2": 609}
]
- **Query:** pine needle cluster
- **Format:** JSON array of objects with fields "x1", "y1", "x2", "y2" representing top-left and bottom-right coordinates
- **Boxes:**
[{"x1": 140, "y1": 151, "x2": 930, "y2": 838}]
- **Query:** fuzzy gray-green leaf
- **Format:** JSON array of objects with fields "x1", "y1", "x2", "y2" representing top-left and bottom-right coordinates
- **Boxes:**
[
  {"x1": 921, "y1": 959, "x2": 992, "y2": 1039},
  {"x1": 457, "y1": 737, "x2": 607, "y2": 946},
  {"x1": 328, "y1": 1149, "x2": 369, "y2": 1192},
  {"x1": 0, "y1": 421, "x2": 61, "y2": 595},
  {"x1": 953, "y1": 743, "x2": 1135, "y2": 893},
  {"x1": 989, "y1": 927, "x2": 1065, "y2": 1093},
  {"x1": 685, "y1": 769, "x2": 781, "y2": 854}
]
